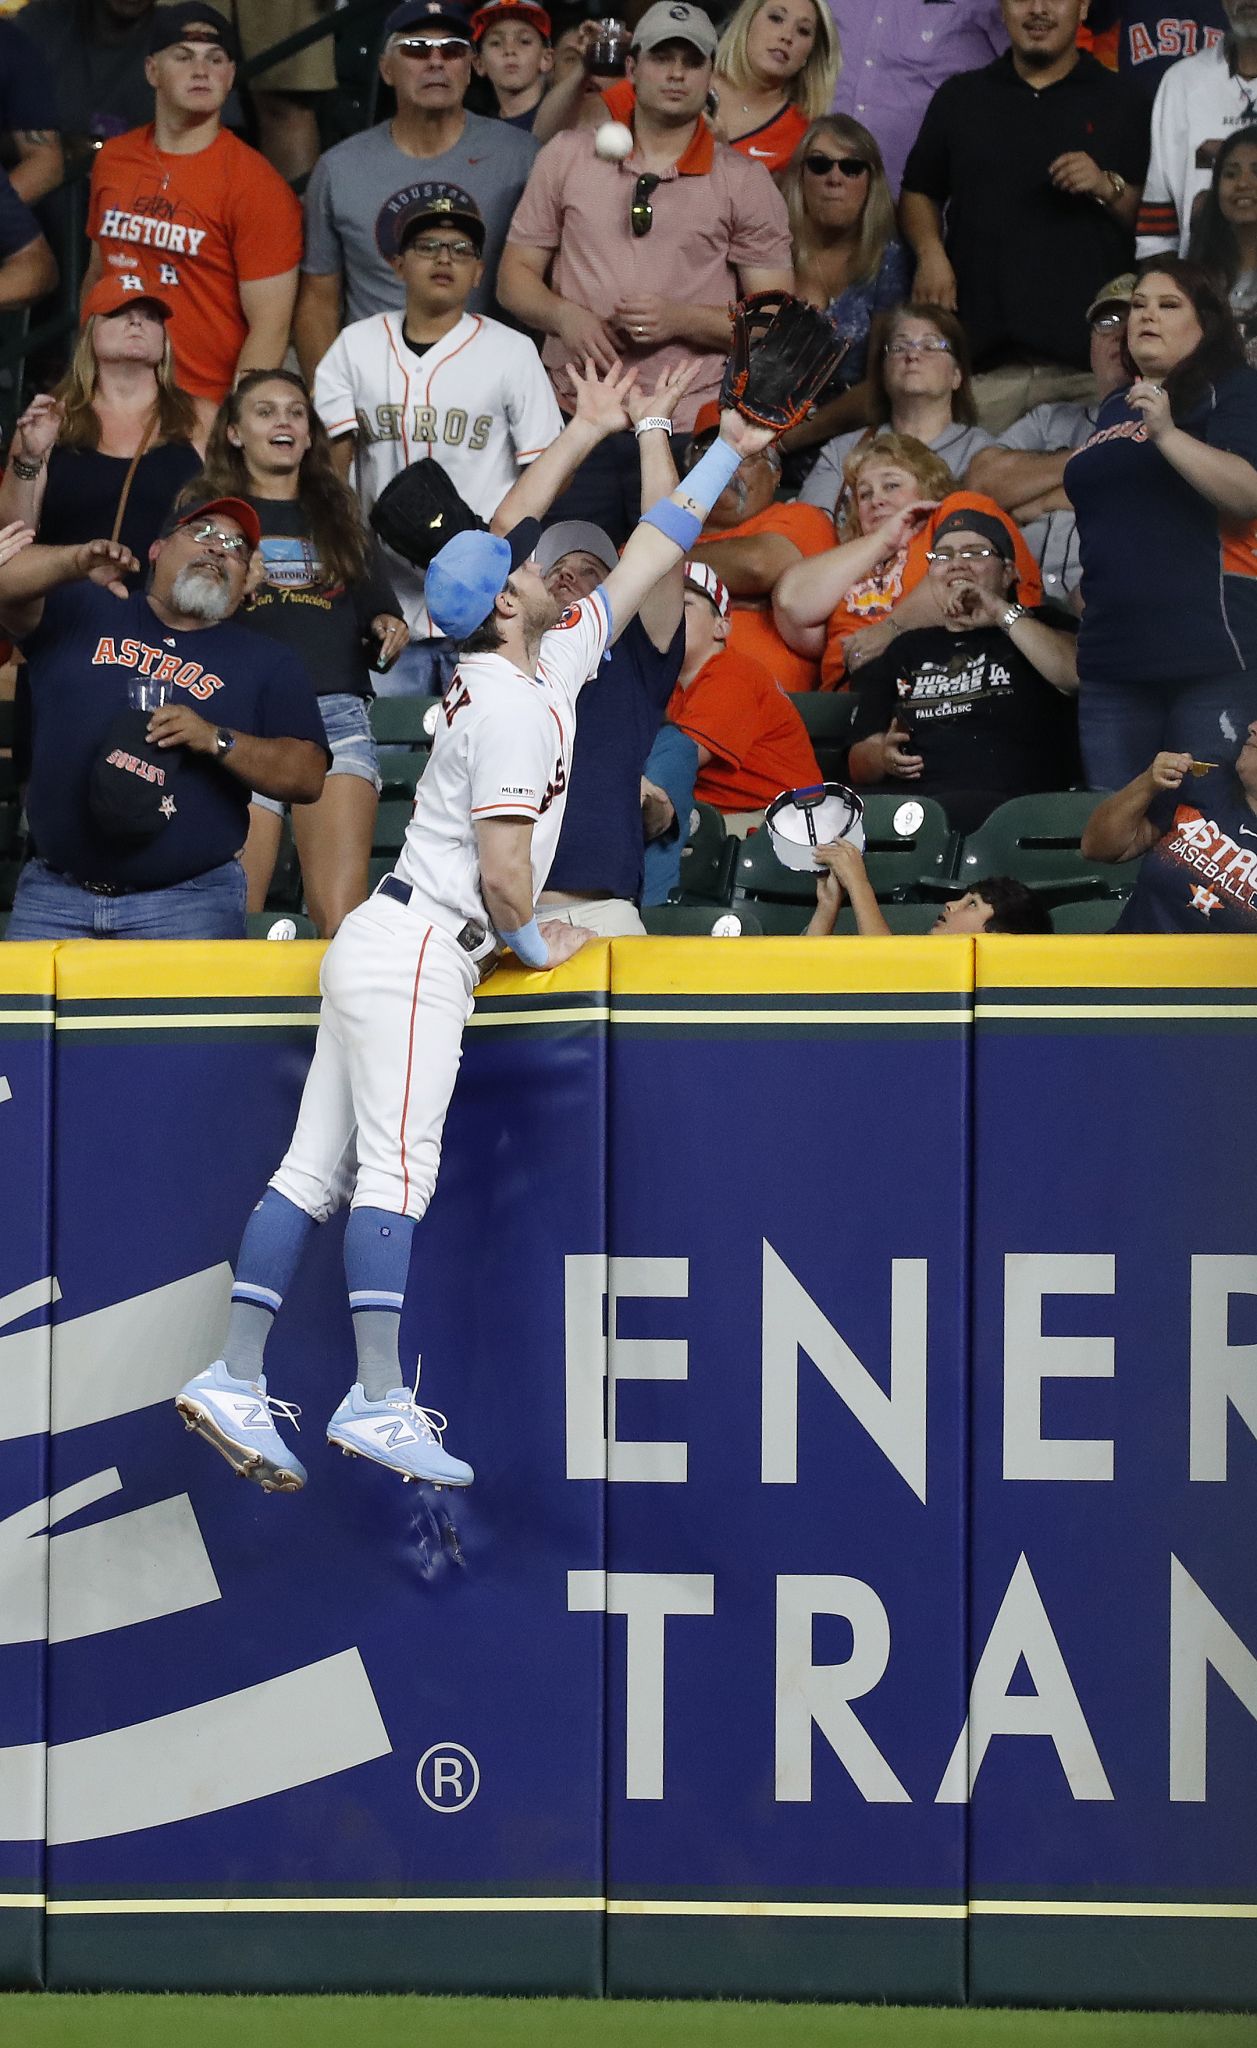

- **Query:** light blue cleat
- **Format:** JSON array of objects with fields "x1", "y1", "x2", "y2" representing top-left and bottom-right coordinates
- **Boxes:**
[
  {"x1": 175, "y1": 1359, "x2": 307, "y2": 1493},
  {"x1": 326, "y1": 1375, "x2": 474, "y2": 1488}
]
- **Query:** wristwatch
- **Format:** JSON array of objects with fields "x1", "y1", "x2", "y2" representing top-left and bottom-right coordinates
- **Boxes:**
[
  {"x1": 214, "y1": 727, "x2": 236, "y2": 758},
  {"x1": 1000, "y1": 603, "x2": 1026, "y2": 632}
]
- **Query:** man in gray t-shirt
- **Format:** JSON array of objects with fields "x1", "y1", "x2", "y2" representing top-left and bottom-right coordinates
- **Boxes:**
[{"x1": 294, "y1": 0, "x2": 537, "y2": 378}]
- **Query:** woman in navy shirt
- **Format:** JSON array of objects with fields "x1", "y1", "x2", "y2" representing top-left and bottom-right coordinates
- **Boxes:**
[{"x1": 1065, "y1": 258, "x2": 1257, "y2": 788}]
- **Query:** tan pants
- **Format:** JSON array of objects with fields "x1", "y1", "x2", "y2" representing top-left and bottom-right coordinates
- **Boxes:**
[
  {"x1": 971, "y1": 363, "x2": 1097, "y2": 437},
  {"x1": 538, "y1": 893, "x2": 647, "y2": 936}
]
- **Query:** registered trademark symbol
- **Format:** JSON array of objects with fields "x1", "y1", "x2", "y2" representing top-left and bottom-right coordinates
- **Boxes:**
[{"x1": 416, "y1": 1741, "x2": 480, "y2": 1813}]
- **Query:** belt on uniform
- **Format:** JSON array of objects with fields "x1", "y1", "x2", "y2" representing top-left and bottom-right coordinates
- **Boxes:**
[{"x1": 376, "y1": 872, "x2": 490, "y2": 956}]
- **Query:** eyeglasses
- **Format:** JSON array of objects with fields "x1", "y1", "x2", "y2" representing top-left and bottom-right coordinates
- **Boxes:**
[
  {"x1": 187, "y1": 521, "x2": 248, "y2": 553},
  {"x1": 630, "y1": 172, "x2": 660, "y2": 237},
  {"x1": 392, "y1": 34, "x2": 470, "y2": 55},
  {"x1": 925, "y1": 545, "x2": 999, "y2": 564},
  {"x1": 802, "y1": 152, "x2": 870, "y2": 178},
  {"x1": 884, "y1": 336, "x2": 953, "y2": 357},
  {"x1": 405, "y1": 235, "x2": 479, "y2": 260},
  {"x1": 1090, "y1": 309, "x2": 1127, "y2": 331}
]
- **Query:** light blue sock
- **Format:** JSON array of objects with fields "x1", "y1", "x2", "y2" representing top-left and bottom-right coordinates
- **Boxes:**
[
  {"x1": 345, "y1": 1206, "x2": 416, "y2": 1401},
  {"x1": 222, "y1": 1188, "x2": 315, "y2": 1381}
]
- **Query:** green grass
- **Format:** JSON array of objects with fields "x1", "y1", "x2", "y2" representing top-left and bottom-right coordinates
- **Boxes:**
[{"x1": 2, "y1": 1996, "x2": 1254, "y2": 2048}]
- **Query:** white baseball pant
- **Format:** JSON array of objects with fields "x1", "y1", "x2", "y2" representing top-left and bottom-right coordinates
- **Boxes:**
[{"x1": 270, "y1": 892, "x2": 477, "y2": 1223}]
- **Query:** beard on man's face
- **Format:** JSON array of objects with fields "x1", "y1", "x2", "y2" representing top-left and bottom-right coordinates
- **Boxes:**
[{"x1": 169, "y1": 561, "x2": 235, "y2": 622}]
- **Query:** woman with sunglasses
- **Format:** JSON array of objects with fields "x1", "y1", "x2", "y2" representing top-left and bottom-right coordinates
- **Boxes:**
[
  {"x1": 778, "y1": 116, "x2": 910, "y2": 463},
  {"x1": 799, "y1": 301, "x2": 993, "y2": 526},
  {"x1": 0, "y1": 278, "x2": 202, "y2": 570},
  {"x1": 185, "y1": 369, "x2": 407, "y2": 937},
  {"x1": 1188, "y1": 125, "x2": 1257, "y2": 364}
]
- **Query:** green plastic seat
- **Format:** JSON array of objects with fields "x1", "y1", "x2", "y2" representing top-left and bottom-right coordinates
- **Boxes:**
[
  {"x1": 372, "y1": 798, "x2": 417, "y2": 853},
  {"x1": 952, "y1": 791, "x2": 1136, "y2": 896},
  {"x1": 675, "y1": 801, "x2": 738, "y2": 903},
  {"x1": 369, "y1": 694, "x2": 443, "y2": 746},
  {"x1": 643, "y1": 902, "x2": 763, "y2": 936},
  {"x1": 376, "y1": 745, "x2": 429, "y2": 797},
  {"x1": 794, "y1": 692, "x2": 859, "y2": 779},
  {"x1": 1049, "y1": 894, "x2": 1128, "y2": 933},
  {"x1": 859, "y1": 794, "x2": 957, "y2": 896},
  {"x1": 246, "y1": 911, "x2": 318, "y2": 939}
]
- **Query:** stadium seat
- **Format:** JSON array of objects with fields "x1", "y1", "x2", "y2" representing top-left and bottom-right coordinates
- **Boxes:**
[
  {"x1": 674, "y1": 801, "x2": 738, "y2": 903},
  {"x1": 376, "y1": 746, "x2": 429, "y2": 798},
  {"x1": 951, "y1": 791, "x2": 1136, "y2": 897},
  {"x1": 246, "y1": 911, "x2": 318, "y2": 939},
  {"x1": 369, "y1": 695, "x2": 444, "y2": 746},
  {"x1": 0, "y1": 857, "x2": 21, "y2": 912},
  {"x1": 794, "y1": 692, "x2": 859, "y2": 780},
  {"x1": 1049, "y1": 895, "x2": 1127, "y2": 933},
  {"x1": 859, "y1": 794, "x2": 956, "y2": 896},
  {"x1": 262, "y1": 817, "x2": 304, "y2": 913},
  {"x1": 643, "y1": 902, "x2": 763, "y2": 935},
  {"x1": 372, "y1": 798, "x2": 417, "y2": 854},
  {"x1": 730, "y1": 825, "x2": 818, "y2": 911}
]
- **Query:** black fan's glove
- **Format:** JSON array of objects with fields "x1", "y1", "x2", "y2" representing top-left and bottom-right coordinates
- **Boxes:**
[
  {"x1": 719, "y1": 291, "x2": 848, "y2": 432},
  {"x1": 369, "y1": 457, "x2": 486, "y2": 569}
]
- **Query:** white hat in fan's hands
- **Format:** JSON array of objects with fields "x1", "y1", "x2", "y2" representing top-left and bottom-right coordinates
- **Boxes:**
[{"x1": 765, "y1": 783, "x2": 865, "y2": 871}]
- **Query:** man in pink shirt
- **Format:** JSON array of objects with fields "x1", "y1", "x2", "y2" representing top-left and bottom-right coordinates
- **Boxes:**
[{"x1": 497, "y1": 0, "x2": 792, "y2": 543}]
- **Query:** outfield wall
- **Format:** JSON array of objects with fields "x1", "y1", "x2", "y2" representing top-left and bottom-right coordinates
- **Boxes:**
[{"x1": 0, "y1": 936, "x2": 1254, "y2": 2008}]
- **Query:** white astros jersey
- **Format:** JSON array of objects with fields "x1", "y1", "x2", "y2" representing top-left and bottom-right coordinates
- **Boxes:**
[
  {"x1": 395, "y1": 589, "x2": 612, "y2": 927},
  {"x1": 313, "y1": 310, "x2": 563, "y2": 637}
]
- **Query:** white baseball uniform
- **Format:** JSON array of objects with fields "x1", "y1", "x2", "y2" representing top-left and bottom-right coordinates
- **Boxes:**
[
  {"x1": 313, "y1": 309, "x2": 564, "y2": 638},
  {"x1": 270, "y1": 587, "x2": 612, "y2": 1226}
]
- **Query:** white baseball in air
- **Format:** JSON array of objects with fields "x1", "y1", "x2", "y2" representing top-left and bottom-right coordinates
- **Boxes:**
[
  {"x1": 594, "y1": 121, "x2": 634, "y2": 162},
  {"x1": 266, "y1": 918, "x2": 298, "y2": 941}
]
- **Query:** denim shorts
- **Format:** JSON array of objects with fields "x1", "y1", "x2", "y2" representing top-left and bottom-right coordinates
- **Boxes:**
[{"x1": 252, "y1": 691, "x2": 380, "y2": 818}]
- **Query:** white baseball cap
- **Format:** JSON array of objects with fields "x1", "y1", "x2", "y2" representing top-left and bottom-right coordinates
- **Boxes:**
[
  {"x1": 766, "y1": 783, "x2": 865, "y2": 871},
  {"x1": 683, "y1": 560, "x2": 730, "y2": 618}
]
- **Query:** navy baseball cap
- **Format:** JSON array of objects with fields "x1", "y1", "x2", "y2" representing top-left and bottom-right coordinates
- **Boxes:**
[
  {"x1": 149, "y1": 2, "x2": 239, "y2": 57},
  {"x1": 426, "y1": 520, "x2": 541, "y2": 640},
  {"x1": 380, "y1": 182, "x2": 485, "y2": 259},
  {"x1": 384, "y1": 0, "x2": 473, "y2": 39}
]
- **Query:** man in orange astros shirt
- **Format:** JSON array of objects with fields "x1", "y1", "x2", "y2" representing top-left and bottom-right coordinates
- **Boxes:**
[
  {"x1": 683, "y1": 400, "x2": 835, "y2": 692},
  {"x1": 666, "y1": 561, "x2": 820, "y2": 817}
]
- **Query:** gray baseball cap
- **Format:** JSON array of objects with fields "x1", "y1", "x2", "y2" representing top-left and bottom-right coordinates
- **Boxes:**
[
  {"x1": 535, "y1": 520, "x2": 619, "y2": 576},
  {"x1": 631, "y1": 1, "x2": 718, "y2": 60}
]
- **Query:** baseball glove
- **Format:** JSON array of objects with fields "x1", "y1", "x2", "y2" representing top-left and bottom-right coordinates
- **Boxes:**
[
  {"x1": 719, "y1": 291, "x2": 848, "y2": 432},
  {"x1": 369, "y1": 457, "x2": 486, "y2": 569}
]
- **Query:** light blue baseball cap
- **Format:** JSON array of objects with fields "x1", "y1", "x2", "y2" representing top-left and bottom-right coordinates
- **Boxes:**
[{"x1": 426, "y1": 519, "x2": 541, "y2": 641}]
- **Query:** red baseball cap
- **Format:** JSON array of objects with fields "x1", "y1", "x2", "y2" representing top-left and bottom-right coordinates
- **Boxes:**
[
  {"x1": 83, "y1": 273, "x2": 174, "y2": 323},
  {"x1": 470, "y1": 0, "x2": 550, "y2": 38},
  {"x1": 169, "y1": 495, "x2": 262, "y2": 551}
]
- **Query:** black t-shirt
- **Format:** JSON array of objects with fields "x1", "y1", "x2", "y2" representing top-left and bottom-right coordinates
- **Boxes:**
[
  {"x1": 39, "y1": 442, "x2": 202, "y2": 569},
  {"x1": 240, "y1": 496, "x2": 401, "y2": 699},
  {"x1": 850, "y1": 612, "x2": 1080, "y2": 827},
  {"x1": 902, "y1": 53, "x2": 1149, "y2": 370},
  {"x1": 20, "y1": 584, "x2": 328, "y2": 889},
  {"x1": 546, "y1": 612, "x2": 685, "y2": 903},
  {"x1": 1117, "y1": 767, "x2": 1257, "y2": 932}
]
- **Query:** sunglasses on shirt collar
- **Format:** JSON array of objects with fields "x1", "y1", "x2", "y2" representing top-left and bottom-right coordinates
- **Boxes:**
[{"x1": 631, "y1": 172, "x2": 661, "y2": 237}]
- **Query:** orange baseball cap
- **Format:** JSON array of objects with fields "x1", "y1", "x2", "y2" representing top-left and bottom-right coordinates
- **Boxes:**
[
  {"x1": 83, "y1": 273, "x2": 174, "y2": 323},
  {"x1": 691, "y1": 400, "x2": 722, "y2": 442},
  {"x1": 470, "y1": 0, "x2": 550, "y2": 37}
]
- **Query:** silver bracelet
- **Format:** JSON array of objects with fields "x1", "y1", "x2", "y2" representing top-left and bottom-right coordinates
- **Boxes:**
[
  {"x1": 1000, "y1": 603, "x2": 1026, "y2": 632},
  {"x1": 633, "y1": 416, "x2": 672, "y2": 437}
]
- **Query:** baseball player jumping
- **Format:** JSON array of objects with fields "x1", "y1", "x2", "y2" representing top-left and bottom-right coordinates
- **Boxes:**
[{"x1": 176, "y1": 384, "x2": 775, "y2": 1493}]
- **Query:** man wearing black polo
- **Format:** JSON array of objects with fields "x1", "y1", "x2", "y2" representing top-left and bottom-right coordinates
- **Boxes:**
[{"x1": 899, "y1": 0, "x2": 1150, "y2": 434}]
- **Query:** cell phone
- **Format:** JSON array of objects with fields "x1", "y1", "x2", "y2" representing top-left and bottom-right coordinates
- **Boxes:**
[{"x1": 367, "y1": 634, "x2": 401, "y2": 676}]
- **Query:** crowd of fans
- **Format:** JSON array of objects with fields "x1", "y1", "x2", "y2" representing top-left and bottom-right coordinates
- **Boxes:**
[{"x1": 1, "y1": 0, "x2": 1256, "y2": 941}]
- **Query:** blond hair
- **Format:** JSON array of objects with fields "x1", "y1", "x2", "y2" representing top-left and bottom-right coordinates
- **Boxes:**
[
  {"x1": 716, "y1": 0, "x2": 840, "y2": 123},
  {"x1": 837, "y1": 431, "x2": 952, "y2": 537},
  {"x1": 783, "y1": 115, "x2": 896, "y2": 294},
  {"x1": 55, "y1": 315, "x2": 197, "y2": 452}
]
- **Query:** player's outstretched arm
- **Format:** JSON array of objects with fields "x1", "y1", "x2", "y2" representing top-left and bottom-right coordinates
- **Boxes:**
[
  {"x1": 0, "y1": 534, "x2": 137, "y2": 638},
  {"x1": 476, "y1": 817, "x2": 593, "y2": 968},
  {"x1": 490, "y1": 357, "x2": 637, "y2": 538},
  {"x1": 600, "y1": 410, "x2": 777, "y2": 645}
]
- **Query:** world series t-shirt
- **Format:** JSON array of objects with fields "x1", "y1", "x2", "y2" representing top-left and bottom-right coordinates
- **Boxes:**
[
  {"x1": 87, "y1": 126, "x2": 302, "y2": 400},
  {"x1": 19, "y1": 584, "x2": 328, "y2": 890},
  {"x1": 1117, "y1": 766, "x2": 1257, "y2": 931}
]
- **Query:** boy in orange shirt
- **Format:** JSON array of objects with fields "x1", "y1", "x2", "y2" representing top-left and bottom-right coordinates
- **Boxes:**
[
  {"x1": 666, "y1": 562, "x2": 820, "y2": 814},
  {"x1": 83, "y1": 3, "x2": 303, "y2": 439}
]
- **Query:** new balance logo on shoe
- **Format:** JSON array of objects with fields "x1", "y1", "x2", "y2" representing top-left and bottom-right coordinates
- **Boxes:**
[{"x1": 375, "y1": 1419, "x2": 416, "y2": 1449}]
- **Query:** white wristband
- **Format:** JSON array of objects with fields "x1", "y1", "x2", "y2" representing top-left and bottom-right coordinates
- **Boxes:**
[{"x1": 634, "y1": 416, "x2": 672, "y2": 437}]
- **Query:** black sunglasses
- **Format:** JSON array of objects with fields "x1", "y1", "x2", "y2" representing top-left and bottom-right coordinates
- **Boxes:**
[
  {"x1": 631, "y1": 172, "x2": 660, "y2": 237},
  {"x1": 803, "y1": 152, "x2": 870, "y2": 178}
]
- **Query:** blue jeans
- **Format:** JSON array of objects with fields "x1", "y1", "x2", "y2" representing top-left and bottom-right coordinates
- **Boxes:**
[
  {"x1": 4, "y1": 856, "x2": 247, "y2": 940},
  {"x1": 252, "y1": 692, "x2": 381, "y2": 818},
  {"x1": 378, "y1": 637, "x2": 459, "y2": 698},
  {"x1": 1079, "y1": 673, "x2": 1257, "y2": 789}
]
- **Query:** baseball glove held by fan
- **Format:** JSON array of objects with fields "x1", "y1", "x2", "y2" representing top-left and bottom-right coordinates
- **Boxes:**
[
  {"x1": 719, "y1": 291, "x2": 847, "y2": 432},
  {"x1": 369, "y1": 456, "x2": 487, "y2": 569}
]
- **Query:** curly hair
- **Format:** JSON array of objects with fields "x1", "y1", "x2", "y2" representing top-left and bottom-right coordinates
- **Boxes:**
[
  {"x1": 782, "y1": 115, "x2": 897, "y2": 294},
  {"x1": 55, "y1": 314, "x2": 196, "y2": 452},
  {"x1": 193, "y1": 369, "x2": 371, "y2": 588},
  {"x1": 1124, "y1": 256, "x2": 1247, "y2": 419},
  {"x1": 837, "y1": 430, "x2": 952, "y2": 536},
  {"x1": 716, "y1": 0, "x2": 841, "y2": 121}
]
